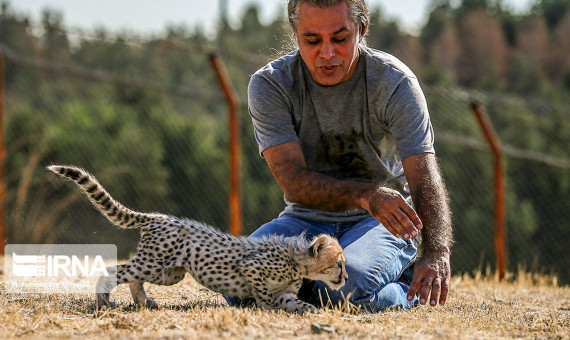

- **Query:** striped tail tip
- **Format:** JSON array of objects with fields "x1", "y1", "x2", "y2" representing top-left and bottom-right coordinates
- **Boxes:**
[
  {"x1": 47, "y1": 165, "x2": 65, "y2": 174},
  {"x1": 47, "y1": 165, "x2": 85, "y2": 182}
]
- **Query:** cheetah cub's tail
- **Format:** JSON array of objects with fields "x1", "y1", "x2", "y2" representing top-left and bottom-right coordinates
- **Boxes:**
[{"x1": 48, "y1": 165, "x2": 164, "y2": 229}]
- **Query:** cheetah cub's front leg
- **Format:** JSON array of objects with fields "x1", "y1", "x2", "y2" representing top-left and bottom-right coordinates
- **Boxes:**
[
  {"x1": 238, "y1": 256, "x2": 318, "y2": 314},
  {"x1": 237, "y1": 259, "x2": 280, "y2": 311}
]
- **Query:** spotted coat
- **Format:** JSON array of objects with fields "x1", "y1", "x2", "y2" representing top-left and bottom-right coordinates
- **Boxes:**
[{"x1": 48, "y1": 165, "x2": 348, "y2": 314}]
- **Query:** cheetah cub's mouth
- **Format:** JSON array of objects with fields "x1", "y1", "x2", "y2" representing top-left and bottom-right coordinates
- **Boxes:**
[{"x1": 327, "y1": 255, "x2": 348, "y2": 290}]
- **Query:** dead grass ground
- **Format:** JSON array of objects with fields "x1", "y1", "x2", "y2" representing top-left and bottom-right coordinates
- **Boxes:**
[{"x1": 0, "y1": 266, "x2": 568, "y2": 339}]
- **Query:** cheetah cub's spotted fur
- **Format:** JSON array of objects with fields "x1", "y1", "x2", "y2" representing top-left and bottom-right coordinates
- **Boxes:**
[{"x1": 48, "y1": 165, "x2": 347, "y2": 314}]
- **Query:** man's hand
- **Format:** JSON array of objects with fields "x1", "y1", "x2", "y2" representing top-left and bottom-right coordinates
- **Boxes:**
[
  {"x1": 361, "y1": 187, "x2": 423, "y2": 240},
  {"x1": 407, "y1": 249, "x2": 451, "y2": 306}
]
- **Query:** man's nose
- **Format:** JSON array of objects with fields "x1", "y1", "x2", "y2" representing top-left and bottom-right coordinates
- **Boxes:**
[{"x1": 319, "y1": 40, "x2": 335, "y2": 59}]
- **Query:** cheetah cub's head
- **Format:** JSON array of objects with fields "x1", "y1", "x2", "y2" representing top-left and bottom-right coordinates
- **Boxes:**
[{"x1": 305, "y1": 234, "x2": 348, "y2": 290}]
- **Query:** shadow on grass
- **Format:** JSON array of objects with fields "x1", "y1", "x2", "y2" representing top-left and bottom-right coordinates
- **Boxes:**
[
  {"x1": 90, "y1": 300, "x2": 231, "y2": 314},
  {"x1": 5, "y1": 294, "x2": 231, "y2": 315}
]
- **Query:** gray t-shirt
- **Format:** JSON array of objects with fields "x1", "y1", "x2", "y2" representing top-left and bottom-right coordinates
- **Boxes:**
[{"x1": 248, "y1": 46, "x2": 434, "y2": 223}]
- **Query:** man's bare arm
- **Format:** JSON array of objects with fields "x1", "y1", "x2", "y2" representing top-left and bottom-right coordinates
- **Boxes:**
[
  {"x1": 402, "y1": 153, "x2": 453, "y2": 306},
  {"x1": 263, "y1": 142, "x2": 423, "y2": 239}
]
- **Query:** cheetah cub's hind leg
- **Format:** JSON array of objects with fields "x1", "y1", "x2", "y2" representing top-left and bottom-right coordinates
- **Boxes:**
[
  {"x1": 95, "y1": 264, "x2": 123, "y2": 309},
  {"x1": 129, "y1": 282, "x2": 159, "y2": 309},
  {"x1": 96, "y1": 262, "x2": 158, "y2": 309}
]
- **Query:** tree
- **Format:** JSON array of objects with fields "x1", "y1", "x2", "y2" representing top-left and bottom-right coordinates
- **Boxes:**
[
  {"x1": 517, "y1": 15, "x2": 549, "y2": 65},
  {"x1": 0, "y1": 2, "x2": 37, "y2": 54},
  {"x1": 41, "y1": 9, "x2": 71, "y2": 62},
  {"x1": 507, "y1": 15, "x2": 550, "y2": 95},
  {"x1": 421, "y1": 0, "x2": 453, "y2": 49},
  {"x1": 532, "y1": 0, "x2": 570, "y2": 29},
  {"x1": 367, "y1": 7, "x2": 403, "y2": 54},
  {"x1": 394, "y1": 34, "x2": 422, "y2": 74},
  {"x1": 545, "y1": 11, "x2": 570, "y2": 87},
  {"x1": 455, "y1": 9, "x2": 509, "y2": 89},
  {"x1": 420, "y1": 2, "x2": 460, "y2": 84}
]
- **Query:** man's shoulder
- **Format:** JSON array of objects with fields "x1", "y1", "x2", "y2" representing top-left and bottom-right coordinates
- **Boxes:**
[
  {"x1": 361, "y1": 46, "x2": 417, "y2": 80},
  {"x1": 252, "y1": 50, "x2": 303, "y2": 83}
]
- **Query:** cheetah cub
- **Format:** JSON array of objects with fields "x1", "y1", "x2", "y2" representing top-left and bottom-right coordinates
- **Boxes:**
[{"x1": 48, "y1": 165, "x2": 347, "y2": 314}]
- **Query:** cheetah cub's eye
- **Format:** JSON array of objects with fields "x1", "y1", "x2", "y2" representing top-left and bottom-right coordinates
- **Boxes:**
[{"x1": 336, "y1": 259, "x2": 343, "y2": 268}]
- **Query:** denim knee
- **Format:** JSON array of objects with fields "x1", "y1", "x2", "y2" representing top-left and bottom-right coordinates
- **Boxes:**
[{"x1": 314, "y1": 277, "x2": 418, "y2": 312}]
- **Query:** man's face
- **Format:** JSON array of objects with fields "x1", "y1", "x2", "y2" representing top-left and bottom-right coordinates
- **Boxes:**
[{"x1": 295, "y1": 2, "x2": 361, "y2": 86}]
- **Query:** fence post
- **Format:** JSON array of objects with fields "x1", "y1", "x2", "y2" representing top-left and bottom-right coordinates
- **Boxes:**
[
  {"x1": 209, "y1": 53, "x2": 242, "y2": 236},
  {"x1": 0, "y1": 52, "x2": 5, "y2": 253},
  {"x1": 471, "y1": 102, "x2": 506, "y2": 281}
]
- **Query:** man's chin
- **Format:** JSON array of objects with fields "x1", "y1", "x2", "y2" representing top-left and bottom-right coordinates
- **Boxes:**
[
  {"x1": 314, "y1": 76, "x2": 342, "y2": 86},
  {"x1": 310, "y1": 69, "x2": 345, "y2": 86}
]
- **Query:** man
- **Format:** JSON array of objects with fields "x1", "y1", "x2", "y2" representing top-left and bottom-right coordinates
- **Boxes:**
[{"x1": 234, "y1": 0, "x2": 453, "y2": 311}]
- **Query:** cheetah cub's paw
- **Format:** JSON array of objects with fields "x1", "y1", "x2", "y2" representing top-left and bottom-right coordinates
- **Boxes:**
[
  {"x1": 96, "y1": 293, "x2": 116, "y2": 310},
  {"x1": 288, "y1": 301, "x2": 319, "y2": 315},
  {"x1": 300, "y1": 304, "x2": 319, "y2": 315},
  {"x1": 140, "y1": 298, "x2": 159, "y2": 309}
]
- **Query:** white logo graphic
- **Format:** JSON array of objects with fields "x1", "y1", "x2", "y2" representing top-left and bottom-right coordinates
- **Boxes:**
[
  {"x1": 4, "y1": 244, "x2": 116, "y2": 294},
  {"x1": 12, "y1": 253, "x2": 109, "y2": 277}
]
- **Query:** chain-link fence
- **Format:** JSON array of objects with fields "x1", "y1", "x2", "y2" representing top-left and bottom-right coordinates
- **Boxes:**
[
  {"x1": 425, "y1": 87, "x2": 570, "y2": 283},
  {"x1": 2, "y1": 42, "x2": 569, "y2": 284}
]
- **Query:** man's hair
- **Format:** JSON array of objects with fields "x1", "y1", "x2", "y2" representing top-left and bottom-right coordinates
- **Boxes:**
[{"x1": 287, "y1": 0, "x2": 370, "y2": 38}]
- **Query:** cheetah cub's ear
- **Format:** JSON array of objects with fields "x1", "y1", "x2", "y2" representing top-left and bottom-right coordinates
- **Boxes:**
[{"x1": 309, "y1": 234, "x2": 336, "y2": 257}]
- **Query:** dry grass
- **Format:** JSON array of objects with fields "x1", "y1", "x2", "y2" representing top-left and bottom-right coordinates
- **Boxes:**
[{"x1": 0, "y1": 262, "x2": 568, "y2": 339}]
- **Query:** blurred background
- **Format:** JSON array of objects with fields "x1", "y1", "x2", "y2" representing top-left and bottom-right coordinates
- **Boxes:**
[{"x1": 0, "y1": 0, "x2": 568, "y2": 284}]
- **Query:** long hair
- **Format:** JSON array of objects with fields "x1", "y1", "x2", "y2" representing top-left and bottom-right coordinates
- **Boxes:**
[{"x1": 287, "y1": 0, "x2": 370, "y2": 39}]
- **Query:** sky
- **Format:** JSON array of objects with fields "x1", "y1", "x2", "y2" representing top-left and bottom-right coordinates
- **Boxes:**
[{"x1": 12, "y1": 0, "x2": 535, "y2": 36}]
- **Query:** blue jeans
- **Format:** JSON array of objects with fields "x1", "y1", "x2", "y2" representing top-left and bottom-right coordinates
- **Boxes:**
[{"x1": 225, "y1": 215, "x2": 419, "y2": 312}]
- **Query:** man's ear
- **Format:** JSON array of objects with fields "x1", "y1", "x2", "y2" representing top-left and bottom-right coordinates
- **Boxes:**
[{"x1": 309, "y1": 234, "x2": 331, "y2": 257}]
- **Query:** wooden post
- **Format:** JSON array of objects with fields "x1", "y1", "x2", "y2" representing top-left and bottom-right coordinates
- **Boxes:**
[
  {"x1": 471, "y1": 102, "x2": 506, "y2": 281},
  {"x1": 209, "y1": 53, "x2": 242, "y2": 236},
  {"x1": 0, "y1": 52, "x2": 5, "y2": 253}
]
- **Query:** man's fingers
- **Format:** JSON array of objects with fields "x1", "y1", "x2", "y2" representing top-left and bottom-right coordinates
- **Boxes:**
[
  {"x1": 380, "y1": 218, "x2": 401, "y2": 238},
  {"x1": 393, "y1": 208, "x2": 419, "y2": 239},
  {"x1": 429, "y1": 278, "x2": 442, "y2": 306},
  {"x1": 385, "y1": 214, "x2": 413, "y2": 239},
  {"x1": 419, "y1": 276, "x2": 434, "y2": 305},
  {"x1": 381, "y1": 207, "x2": 417, "y2": 239},
  {"x1": 407, "y1": 274, "x2": 423, "y2": 302},
  {"x1": 439, "y1": 278, "x2": 449, "y2": 306},
  {"x1": 399, "y1": 201, "x2": 423, "y2": 230}
]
